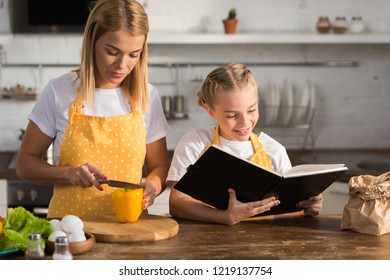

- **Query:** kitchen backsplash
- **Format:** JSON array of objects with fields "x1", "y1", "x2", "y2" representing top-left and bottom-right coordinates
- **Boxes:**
[{"x1": 0, "y1": 0, "x2": 389, "y2": 151}]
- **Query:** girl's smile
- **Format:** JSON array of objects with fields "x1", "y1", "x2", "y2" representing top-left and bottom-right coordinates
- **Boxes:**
[{"x1": 206, "y1": 85, "x2": 259, "y2": 142}]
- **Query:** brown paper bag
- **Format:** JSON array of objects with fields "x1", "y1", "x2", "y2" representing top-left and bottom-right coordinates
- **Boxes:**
[{"x1": 341, "y1": 171, "x2": 390, "y2": 236}]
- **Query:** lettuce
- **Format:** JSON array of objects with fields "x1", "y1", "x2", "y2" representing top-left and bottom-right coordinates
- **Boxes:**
[{"x1": 0, "y1": 207, "x2": 53, "y2": 252}]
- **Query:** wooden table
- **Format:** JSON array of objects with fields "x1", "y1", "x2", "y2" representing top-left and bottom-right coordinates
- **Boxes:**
[{"x1": 4, "y1": 214, "x2": 390, "y2": 260}]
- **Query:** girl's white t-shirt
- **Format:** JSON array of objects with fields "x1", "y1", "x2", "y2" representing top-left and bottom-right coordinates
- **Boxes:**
[
  {"x1": 167, "y1": 126, "x2": 292, "y2": 184},
  {"x1": 29, "y1": 72, "x2": 170, "y2": 165}
]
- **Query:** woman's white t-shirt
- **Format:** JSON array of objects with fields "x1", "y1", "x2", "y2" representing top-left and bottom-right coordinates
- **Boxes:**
[{"x1": 29, "y1": 72, "x2": 170, "y2": 165}]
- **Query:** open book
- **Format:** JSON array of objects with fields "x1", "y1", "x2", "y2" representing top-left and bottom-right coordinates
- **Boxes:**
[{"x1": 174, "y1": 145, "x2": 348, "y2": 216}]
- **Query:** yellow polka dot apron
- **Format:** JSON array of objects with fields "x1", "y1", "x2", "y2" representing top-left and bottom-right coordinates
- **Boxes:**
[
  {"x1": 212, "y1": 126, "x2": 273, "y2": 170},
  {"x1": 48, "y1": 98, "x2": 146, "y2": 218}
]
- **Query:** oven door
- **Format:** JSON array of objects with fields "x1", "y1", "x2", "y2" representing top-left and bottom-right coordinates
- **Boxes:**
[{"x1": 7, "y1": 180, "x2": 53, "y2": 217}]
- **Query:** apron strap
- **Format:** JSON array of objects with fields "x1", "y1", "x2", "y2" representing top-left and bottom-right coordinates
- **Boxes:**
[
  {"x1": 68, "y1": 99, "x2": 83, "y2": 125},
  {"x1": 212, "y1": 126, "x2": 273, "y2": 170}
]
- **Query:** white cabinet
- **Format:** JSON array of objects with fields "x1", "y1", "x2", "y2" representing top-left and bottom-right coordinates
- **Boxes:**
[
  {"x1": 0, "y1": 0, "x2": 11, "y2": 43},
  {"x1": 147, "y1": 187, "x2": 170, "y2": 217},
  {"x1": 0, "y1": 34, "x2": 12, "y2": 45},
  {"x1": 321, "y1": 181, "x2": 349, "y2": 214},
  {"x1": 0, "y1": 179, "x2": 7, "y2": 217}
]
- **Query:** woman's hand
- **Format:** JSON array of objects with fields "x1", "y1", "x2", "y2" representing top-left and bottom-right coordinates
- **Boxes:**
[
  {"x1": 141, "y1": 180, "x2": 158, "y2": 210},
  {"x1": 224, "y1": 188, "x2": 280, "y2": 225},
  {"x1": 296, "y1": 193, "x2": 323, "y2": 216},
  {"x1": 65, "y1": 162, "x2": 107, "y2": 190}
]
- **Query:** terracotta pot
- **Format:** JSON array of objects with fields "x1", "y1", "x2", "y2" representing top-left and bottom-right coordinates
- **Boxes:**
[{"x1": 223, "y1": 19, "x2": 238, "y2": 34}]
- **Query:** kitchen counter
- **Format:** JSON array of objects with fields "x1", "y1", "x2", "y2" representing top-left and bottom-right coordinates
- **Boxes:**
[
  {"x1": 3, "y1": 214, "x2": 390, "y2": 260},
  {"x1": 287, "y1": 149, "x2": 390, "y2": 183}
]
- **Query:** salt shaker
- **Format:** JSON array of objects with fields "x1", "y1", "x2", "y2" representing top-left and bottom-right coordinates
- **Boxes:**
[
  {"x1": 52, "y1": 236, "x2": 73, "y2": 260},
  {"x1": 25, "y1": 233, "x2": 45, "y2": 259}
]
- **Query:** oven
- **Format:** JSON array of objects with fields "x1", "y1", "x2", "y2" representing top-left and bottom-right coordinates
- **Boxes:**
[
  {"x1": 7, "y1": 180, "x2": 53, "y2": 217},
  {"x1": 6, "y1": 151, "x2": 53, "y2": 217}
]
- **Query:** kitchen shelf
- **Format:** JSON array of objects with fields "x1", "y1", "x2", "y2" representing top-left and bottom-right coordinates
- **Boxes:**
[
  {"x1": 0, "y1": 61, "x2": 359, "y2": 68},
  {"x1": 1, "y1": 93, "x2": 37, "y2": 101},
  {"x1": 148, "y1": 31, "x2": 390, "y2": 44},
  {"x1": 2, "y1": 32, "x2": 390, "y2": 45}
]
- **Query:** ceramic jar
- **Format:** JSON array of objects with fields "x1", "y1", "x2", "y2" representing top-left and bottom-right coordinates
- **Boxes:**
[
  {"x1": 350, "y1": 16, "x2": 366, "y2": 34},
  {"x1": 316, "y1": 17, "x2": 332, "y2": 34},
  {"x1": 332, "y1": 16, "x2": 348, "y2": 34}
]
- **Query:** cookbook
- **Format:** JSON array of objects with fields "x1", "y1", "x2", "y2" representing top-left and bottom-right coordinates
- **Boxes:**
[{"x1": 174, "y1": 145, "x2": 348, "y2": 216}]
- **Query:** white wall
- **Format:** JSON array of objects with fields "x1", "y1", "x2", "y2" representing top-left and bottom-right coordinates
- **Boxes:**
[
  {"x1": 143, "y1": 0, "x2": 390, "y2": 33},
  {"x1": 0, "y1": 0, "x2": 389, "y2": 151}
]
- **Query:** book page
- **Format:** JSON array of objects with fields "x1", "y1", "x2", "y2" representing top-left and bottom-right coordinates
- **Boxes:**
[{"x1": 283, "y1": 164, "x2": 347, "y2": 178}]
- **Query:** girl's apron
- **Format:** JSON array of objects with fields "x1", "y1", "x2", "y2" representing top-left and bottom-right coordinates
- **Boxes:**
[
  {"x1": 48, "y1": 99, "x2": 146, "y2": 218},
  {"x1": 212, "y1": 126, "x2": 273, "y2": 169}
]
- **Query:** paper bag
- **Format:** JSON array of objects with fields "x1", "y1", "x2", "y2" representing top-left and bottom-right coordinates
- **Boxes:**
[{"x1": 341, "y1": 171, "x2": 390, "y2": 236}]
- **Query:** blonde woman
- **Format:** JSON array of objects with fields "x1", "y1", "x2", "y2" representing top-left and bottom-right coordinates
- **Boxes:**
[
  {"x1": 167, "y1": 63, "x2": 322, "y2": 225},
  {"x1": 16, "y1": 0, "x2": 170, "y2": 218}
]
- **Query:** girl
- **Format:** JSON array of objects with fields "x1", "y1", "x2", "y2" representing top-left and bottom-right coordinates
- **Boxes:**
[{"x1": 167, "y1": 63, "x2": 322, "y2": 225}]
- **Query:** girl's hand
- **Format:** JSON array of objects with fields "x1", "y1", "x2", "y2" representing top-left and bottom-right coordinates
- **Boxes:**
[
  {"x1": 224, "y1": 188, "x2": 280, "y2": 225},
  {"x1": 296, "y1": 193, "x2": 323, "y2": 216},
  {"x1": 141, "y1": 180, "x2": 158, "y2": 210},
  {"x1": 65, "y1": 162, "x2": 107, "y2": 191}
]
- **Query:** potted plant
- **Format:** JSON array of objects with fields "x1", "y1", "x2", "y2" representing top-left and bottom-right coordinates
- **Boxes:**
[{"x1": 223, "y1": 8, "x2": 238, "y2": 34}]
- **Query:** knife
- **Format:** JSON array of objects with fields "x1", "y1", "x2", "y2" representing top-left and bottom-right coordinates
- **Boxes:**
[{"x1": 97, "y1": 178, "x2": 142, "y2": 189}]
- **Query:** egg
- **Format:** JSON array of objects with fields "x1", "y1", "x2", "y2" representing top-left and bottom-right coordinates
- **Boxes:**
[
  {"x1": 68, "y1": 231, "x2": 87, "y2": 243},
  {"x1": 48, "y1": 230, "x2": 67, "y2": 242},
  {"x1": 60, "y1": 215, "x2": 84, "y2": 233},
  {"x1": 49, "y1": 219, "x2": 62, "y2": 232}
]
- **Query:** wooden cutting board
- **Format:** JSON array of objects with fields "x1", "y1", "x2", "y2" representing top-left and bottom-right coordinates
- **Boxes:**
[{"x1": 82, "y1": 212, "x2": 179, "y2": 243}]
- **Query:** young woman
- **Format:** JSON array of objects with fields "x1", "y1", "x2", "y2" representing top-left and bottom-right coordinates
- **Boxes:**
[
  {"x1": 167, "y1": 63, "x2": 322, "y2": 225},
  {"x1": 16, "y1": 0, "x2": 170, "y2": 218}
]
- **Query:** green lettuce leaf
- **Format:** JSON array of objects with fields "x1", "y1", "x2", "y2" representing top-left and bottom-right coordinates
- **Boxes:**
[{"x1": 0, "y1": 206, "x2": 53, "y2": 252}]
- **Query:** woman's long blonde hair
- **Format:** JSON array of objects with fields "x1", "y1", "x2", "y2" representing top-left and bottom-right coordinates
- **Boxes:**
[
  {"x1": 76, "y1": 0, "x2": 149, "y2": 113},
  {"x1": 197, "y1": 63, "x2": 258, "y2": 110}
]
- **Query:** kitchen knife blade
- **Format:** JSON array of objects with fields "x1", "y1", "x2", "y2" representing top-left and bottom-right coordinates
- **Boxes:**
[{"x1": 97, "y1": 178, "x2": 142, "y2": 189}]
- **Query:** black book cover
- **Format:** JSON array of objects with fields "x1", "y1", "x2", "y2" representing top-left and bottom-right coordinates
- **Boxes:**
[{"x1": 174, "y1": 145, "x2": 348, "y2": 216}]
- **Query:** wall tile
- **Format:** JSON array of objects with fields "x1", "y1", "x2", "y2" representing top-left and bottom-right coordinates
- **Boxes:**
[{"x1": 0, "y1": 0, "x2": 389, "y2": 151}]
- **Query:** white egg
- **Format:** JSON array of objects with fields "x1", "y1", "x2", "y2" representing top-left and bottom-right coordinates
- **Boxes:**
[
  {"x1": 49, "y1": 219, "x2": 62, "y2": 231},
  {"x1": 68, "y1": 231, "x2": 86, "y2": 243},
  {"x1": 48, "y1": 230, "x2": 67, "y2": 242},
  {"x1": 60, "y1": 215, "x2": 84, "y2": 233}
]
